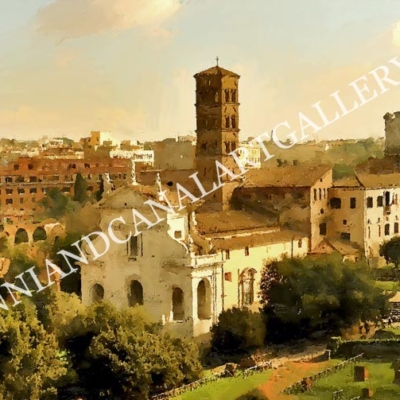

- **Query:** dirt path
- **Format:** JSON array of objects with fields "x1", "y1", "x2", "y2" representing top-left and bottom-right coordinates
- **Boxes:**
[{"x1": 259, "y1": 359, "x2": 331, "y2": 400}]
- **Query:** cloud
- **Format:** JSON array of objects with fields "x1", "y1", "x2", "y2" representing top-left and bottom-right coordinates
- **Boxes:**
[
  {"x1": 0, "y1": 106, "x2": 60, "y2": 126},
  {"x1": 393, "y1": 21, "x2": 400, "y2": 47},
  {"x1": 35, "y1": 0, "x2": 181, "y2": 39}
]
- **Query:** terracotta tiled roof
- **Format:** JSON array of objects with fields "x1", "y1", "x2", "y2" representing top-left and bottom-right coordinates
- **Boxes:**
[
  {"x1": 355, "y1": 173, "x2": 400, "y2": 189},
  {"x1": 243, "y1": 165, "x2": 332, "y2": 188},
  {"x1": 209, "y1": 230, "x2": 306, "y2": 251},
  {"x1": 194, "y1": 65, "x2": 240, "y2": 78},
  {"x1": 332, "y1": 176, "x2": 362, "y2": 188},
  {"x1": 195, "y1": 209, "x2": 276, "y2": 235}
]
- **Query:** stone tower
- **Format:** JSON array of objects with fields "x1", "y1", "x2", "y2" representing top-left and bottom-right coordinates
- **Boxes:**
[{"x1": 194, "y1": 63, "x2": 241, "y2": 209}]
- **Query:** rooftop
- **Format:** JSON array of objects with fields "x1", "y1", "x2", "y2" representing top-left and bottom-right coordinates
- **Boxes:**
[{"x1": 194, "y1": 65, "x2": 240, "y2": 78}]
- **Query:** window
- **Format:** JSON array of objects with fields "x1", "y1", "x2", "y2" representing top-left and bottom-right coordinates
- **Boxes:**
[
  {"x1": 341, "y1": 232, "x2": 351, "y2": 241},
  {"x1": 128, "y1": 236, "x2": 138, "y2": 258},
  {"x1": 225, "y1": 116, "x2": 230, "y2": 128},
  {"x1": 197, "y1": 279, "x2": 211, "y2": 319},
  {"x1": 244, "y1": 246, "x2": 249, "y2": 256},
  {"x1": 172, "y1": 287, "x2": 184, "y2": 321},
  {"x1": 232, "y1": 90, "x2": 237, "y2": 102},
  {"x1": 5, "y1": 199, "x2": 12, "y2": 205},
  {"x1": 350, "y1": 197, "x2": 356, "y2": 209},
  {"x1": 14, "y1": 164, "x2": 19, "y2": 171},
  {"x1": 240, "y1": 269, "x2": 256, "y2": 306},
  {"x1": 225, "y1": 89, "x2": 230, "y2": 102},
  {"x1": 343, "y1": 220, "x2": 347, "y2": 225},
  {"x1": 225, "y1": 249, "x2": 230, "y2": 260},
  {"x1": 90, "y1": 284, "x2": 104, "y2": 303},
  {"x1": 379, "y1": 225, "x2": 381, "y2": 237},
  {"x1": 28, "y1": 164, "x2": 33, "y2": 170},
  {"x1": 29, "y1": 176, "x2": 37, "y2": 182},
  {"x1": 367, "y1": 197, "x2": 373, "y2": 208},
  {"x1": 313, "y1": 188, "x2": 317, "y2": 201},
  {"x1": 377, "y1": 196, "x2": 383, "y2": 207},
  {"x1": 320, "y1": 208, "x2": 324, "y2": 214},
  {"x1": 385, "y1": 191, "x2": 391, "y2": 206},
  {"x1": 224, "y1": 272, "x2": 232, "y2": 281},
  {"x1": 6, "y1": 188, "x2": 12, "y2": 195},
  {"x1": 174, "y1": 230, "x2": 182, "y2": 239},
  {"x1": 5, "y1": 177, "x2": 12, "y2": 183},
  {"x1": 330, "y1": 198, "x2": 341, "y2": 209},
  {"x1": 319, "y1": 188, "x2": 322, "y2": 200},
  {"x1": 298, "y1": 239, "x2": 302, "y2": 248},
  {"x1": 18, "y1": 188, "x2": 25, "y2": 195},
  {"x1": 128, "y1": 280, "x2": 144, "y2": 306},
  {"x1": 30, "y1": 188, "x2": 37, "y2": 194},
  {"x1": 368, "y1": 226, "x2": 371, "y2": 239},
  {"x1": 319, "y1": 223, "x2": 327, "y2": 235},
  {"x1": 385, "y1": 224, "x2": 390, "y2": 236},
  {"x1": 19, "y1": 198, "x2": 23, "y2": 204},
  {"x1": 395, "y1": 223, "x2": 399, "y2": 234}
]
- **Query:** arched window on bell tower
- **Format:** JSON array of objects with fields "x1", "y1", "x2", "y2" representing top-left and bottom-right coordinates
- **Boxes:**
[
  {"x1": 231, "y1": 116, "x2": 236, "y2": 129},
  {"x1": 225, "y1": 116, "x2": 230, "y2": 128},
  {"x1": 225, "y1": 89, "x2": 230, "y2": 102},
  {"x1": 232, "y1": 89, "x2": 237, "y2": 103}
]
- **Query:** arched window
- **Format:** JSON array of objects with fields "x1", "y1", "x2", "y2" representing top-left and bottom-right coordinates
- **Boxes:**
[
  {"x1": 225, "y1": 116, "x2": 230, "y2": 128},
  {"x1": 197, "y1": 279, "x2": 211, "y2": 319},
  {"x1": 240, "y1": 269, "x2": 256, "y2": 306},
  {"x1": 128, "y1": 280, "x2": 143, "y2": 306},
  {"x1": 225, "y1": 89, "x2": 230, "y2": 102},
  {"x1": 232, "y1": 90, "x2": 237, "y2": 102},
  {"x1": 33, "y1": 227, "x2": 47, "y2": 242},
  {"x1": 172, "y1": 287, "x2": 184, "y2": 321},
  {"x1": 14, "y1": 228, "x2": 28, "y2": 245},
  {"x1": 90, "y1": 284, "x2": 104, "y2": 303},
  {"x1": 231, "y1": 116, "x2": 236, "y2": 129}
]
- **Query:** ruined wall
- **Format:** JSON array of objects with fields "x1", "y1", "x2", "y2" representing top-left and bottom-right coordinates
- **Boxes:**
[{"x1": 153, "y1": 139, "x2": 195, "y2": 170}]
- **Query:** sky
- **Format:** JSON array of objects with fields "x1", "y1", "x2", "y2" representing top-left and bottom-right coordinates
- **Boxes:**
[{"x1": 1, "y1": 0, "x2": 400, "y2": 142}]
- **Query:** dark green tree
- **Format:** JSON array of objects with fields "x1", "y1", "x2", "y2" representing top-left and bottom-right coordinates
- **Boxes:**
[
  {"x1": 73, "y1": 173, "x2": 89, "y2": 205},
  {"x1": 210, "y1": 307, "x2": 266, "y2": 354},
  {"x1": 260, "y1": 253, "x2": 390, "y2": 343},
  {"x1": 379, "y1": 237, "x2": 400, "y2": 268},
  {"x1": 0, "y1": 299, "x2": 71, "y2": 400},
  {"x1": 38, "y1": 188, "x2": 79, "y2": 219},
  {"x1": 58, "y1": 302, "x2": 202, "y2": 399}
]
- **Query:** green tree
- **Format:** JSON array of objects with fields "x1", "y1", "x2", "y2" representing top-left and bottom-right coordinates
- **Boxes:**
[
  {"x1": 73, "y1": 173, "x2": 89, "y2": 205},
  {"x1": 380, "y1": 236, "x2": 400, "y2": 268},
  {"x1": 38, "y1": 188, "x2": 80, "y2": 219},
  {"x1": 210, "y1": 307, "x2": 266, "y2": 354},
  {"x1": 59, "y1": 302, "x2": 202, "y2": 399},
  {"x1": 0, "y1": 299, "x2": 71, "y2": 400},
  {"x1": 260, "y1": 253, "x2": 390, "y2": 343}
]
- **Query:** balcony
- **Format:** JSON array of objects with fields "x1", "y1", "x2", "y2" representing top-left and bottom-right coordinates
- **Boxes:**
[{"x1": 188, "y1": 253, "x2": 220, "y2": 268}]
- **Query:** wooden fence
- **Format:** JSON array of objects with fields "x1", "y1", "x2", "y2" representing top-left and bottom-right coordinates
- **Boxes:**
[{"x1": 281, "y1": 353, "x2": 364, "y2": 395}]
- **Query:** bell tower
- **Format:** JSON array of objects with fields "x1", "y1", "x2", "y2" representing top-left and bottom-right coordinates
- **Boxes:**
[{"x1": 194, "y1": 61, "x2": 240, "y2": 208}]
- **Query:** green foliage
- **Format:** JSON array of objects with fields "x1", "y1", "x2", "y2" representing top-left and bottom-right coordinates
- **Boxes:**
[
  {"x1": 0, "y1": 236, "x2": 8, "y2": 253},
  {"x1": 380, "y1": 236, "x2": 400, "y2": 268},
  {"x1": 210, "y1": 307, "x2": 266, "y2": 354},
  {"x1": 58, "y1": 301, "x2": 202, "y2": 398},
  {"x1": 38, "y1": 188, "x2": 80, "y2": 219},
  {"x1": 0, "y1": 299, "x2": 71, "y2": 400},
  {"x1": 332, "y1": 164, "x2": 354, "y2": 180},
  {"x1": 260, "y1": 253, "x2": 390, "y2": 343},
  {"x1": 73, "y1": 173, "x2": 89, "y2": 204}
]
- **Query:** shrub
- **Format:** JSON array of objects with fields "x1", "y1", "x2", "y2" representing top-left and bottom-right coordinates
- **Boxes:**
[{"x1": 210, "y1": 307, "x2": 266, "y2": 354}]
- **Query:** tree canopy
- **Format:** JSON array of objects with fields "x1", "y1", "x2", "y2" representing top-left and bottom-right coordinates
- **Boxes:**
[
  {"x1": 380, "y1": 236, "x2": 400, "y2": 268},
  {"x1": 260, "y1": 253, "x2": 390, "y2": 343}
]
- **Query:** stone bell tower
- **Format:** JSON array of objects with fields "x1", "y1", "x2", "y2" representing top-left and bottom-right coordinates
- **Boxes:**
[{"x1": 194, "y1": 60, "x2": 240, "y2": 209}]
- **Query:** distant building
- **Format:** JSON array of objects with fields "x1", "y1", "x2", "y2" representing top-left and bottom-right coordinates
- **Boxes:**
[
  {"x1": 80, "y1": 131, "x2": 117, "y2": 149},
  {"x1": 152, "y1": 138, "x2": 195, "y2": 170}
]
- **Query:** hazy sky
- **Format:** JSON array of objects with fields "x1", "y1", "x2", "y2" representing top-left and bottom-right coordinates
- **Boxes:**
[{"x1": 1, "y1": 0, "x2": 400, "y2": 142}]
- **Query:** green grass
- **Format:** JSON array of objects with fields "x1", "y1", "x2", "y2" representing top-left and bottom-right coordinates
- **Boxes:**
[
  {"x1": 176, "y1": 370, "x2": 273, "y2": 400},
  {"x1": 297, "y1": 360, "x2": 400, "y2": 400}
]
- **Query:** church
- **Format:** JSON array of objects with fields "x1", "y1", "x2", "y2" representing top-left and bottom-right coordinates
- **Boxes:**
[{"x1": 79, "y1": 63, "x2": 335, "y2": 337}]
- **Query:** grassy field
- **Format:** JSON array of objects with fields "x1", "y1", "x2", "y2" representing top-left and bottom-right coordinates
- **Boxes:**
[
  {"x1": 176, "y1": 370, "x2": 273, "y2": 400},
  {"x1": 297, "y1": 360, "x2": 400, "y2": 400}
]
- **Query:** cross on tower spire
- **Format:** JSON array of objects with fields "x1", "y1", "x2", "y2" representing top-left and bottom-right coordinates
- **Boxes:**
[{"x1": 216, "y1": 56, "x2": 219, "y2": 66}]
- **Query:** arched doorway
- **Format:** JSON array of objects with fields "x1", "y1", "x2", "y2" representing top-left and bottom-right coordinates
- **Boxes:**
[
  {"x1": 33, "y1": 227, "x2": 47, "y2": 242},
  {"x1": 128, "y1": 280, "x2": 144, "y2": 306},
  {"x1": 240, "y1": 269, "x2": 256, "y2": 307},
  {"x1": 172, "y1": 287, "x2": 184, "y2": 321},
  {"x1": 90, "y1": 284, "x2": 104, "y2": 303},
  {"x1": 14, "y1": 228, "x2": 28, "y2": 245},
  {"x1": 197, "y1": 278, "x2": 211, "y2": 320}
]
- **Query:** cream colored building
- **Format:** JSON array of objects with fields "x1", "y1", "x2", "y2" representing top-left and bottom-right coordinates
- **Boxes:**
[
  {"x1": 80, "y1": 186, "x2": 309, "y2": 337},
  {"x1": 328, "y1": 173, "x2": 400, "y2": 264}
]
